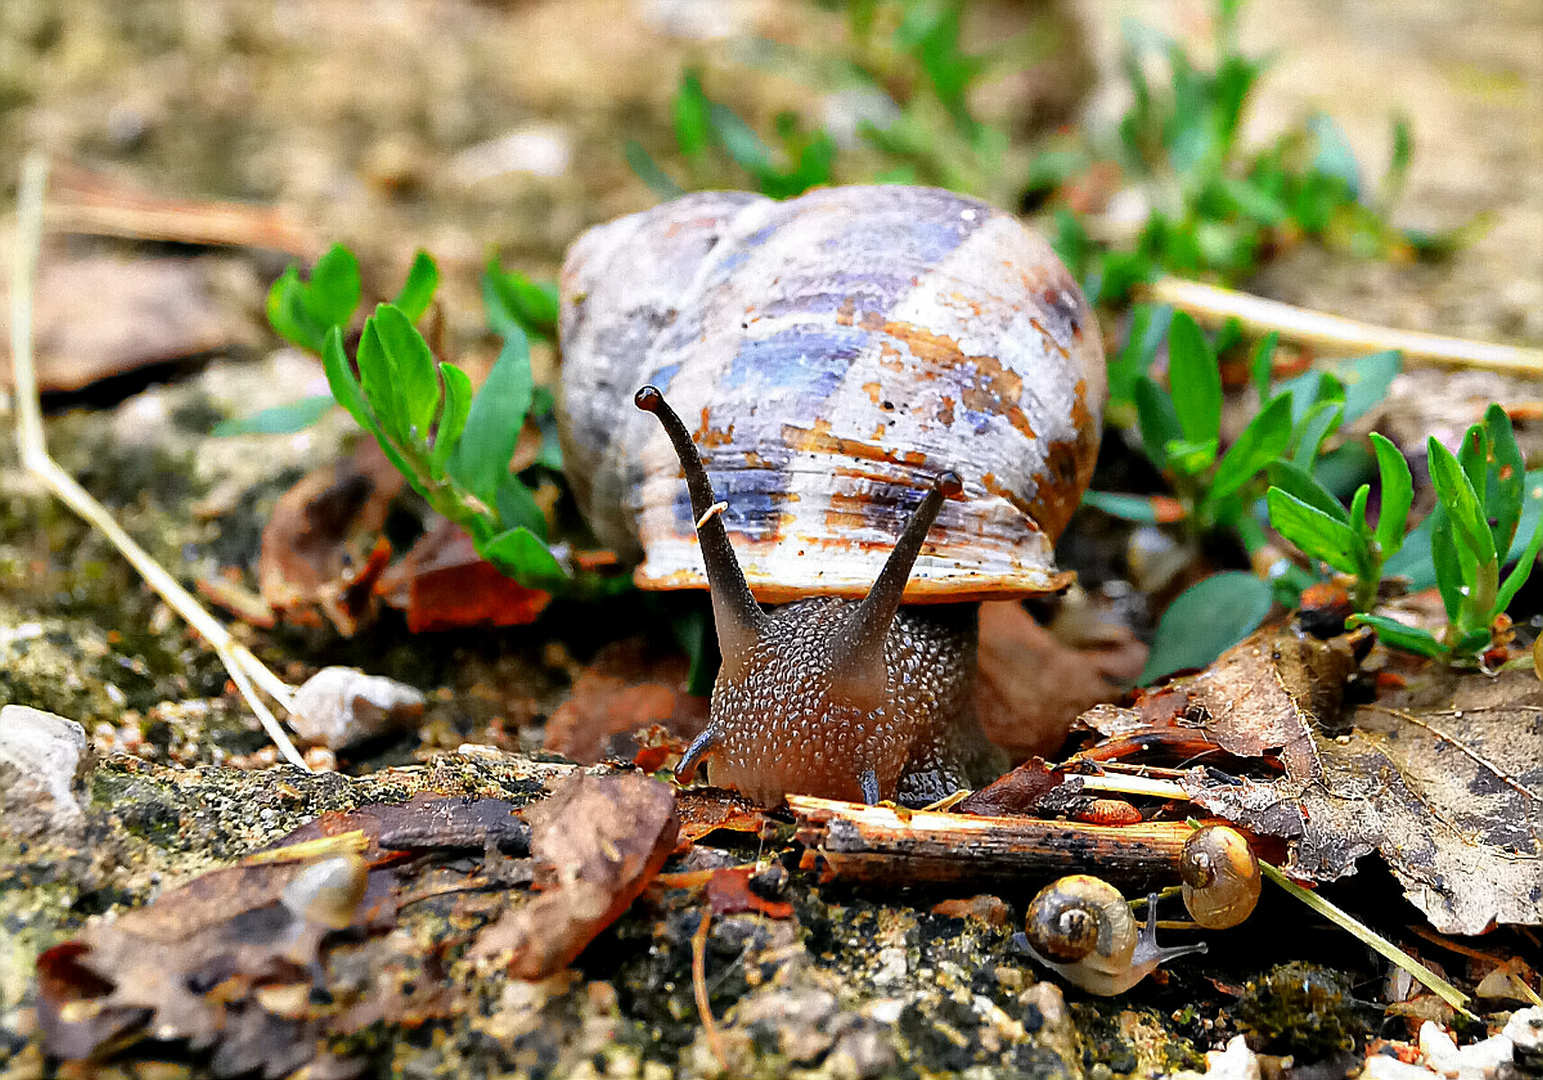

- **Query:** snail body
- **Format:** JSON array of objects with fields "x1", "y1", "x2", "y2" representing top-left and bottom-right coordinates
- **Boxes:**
[
  {"x1": 559, "y1": 186, "x2": 1106, "y2": 806},
  {"x1": 1015, "y1": 875, "x2": 1207, "y2": 995},
  {"x1": 1180, "y1": 825, "x2": 1261, "y2": 929}
]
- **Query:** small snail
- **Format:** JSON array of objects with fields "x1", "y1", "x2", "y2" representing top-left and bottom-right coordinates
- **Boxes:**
[
  {"x1": 558, "y1": 186, "x2": 1106, "y2": 806},
  {"x1": 1179, "y1": 825, "x2": 1261, "y2": 930},
  {"x1": 1014, "y1": 874, "x2": 1207, "y2": 995}
]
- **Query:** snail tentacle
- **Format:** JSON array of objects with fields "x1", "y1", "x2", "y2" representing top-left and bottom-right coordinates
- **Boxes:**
[
  {"x1": 635, "y1": 385, "x2": 770, "y2": 674},
  {"x1": 831, "y1": 471, "x2": 963, "y2": 712}
]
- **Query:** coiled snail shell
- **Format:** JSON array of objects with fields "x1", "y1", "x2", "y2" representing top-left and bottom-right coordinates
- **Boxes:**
[
  {"x1": 1180, "y1": 825, "x2": 1261, "y2": 930},
  {"x1": 558, "y1": 186, "x2": 1106, "y2": 807},
  {"x1": 1015, "y1": 874, "x2": 1207, "y2": 996}
]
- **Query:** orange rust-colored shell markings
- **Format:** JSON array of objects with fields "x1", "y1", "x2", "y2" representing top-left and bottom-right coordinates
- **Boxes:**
[{"x1": 882, "y1": 320, "x2": 1036, "y2": 441}]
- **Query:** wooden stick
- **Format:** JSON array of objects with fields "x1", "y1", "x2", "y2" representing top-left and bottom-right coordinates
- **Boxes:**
[
  {"x1": 788, "y1": 795, "x2": 1194, "y2": 885},
  {"x1": 8, "y1": 151, "x2": 308, "y2": 770},
  {"x1": 1146, "y1": 276, "x2": 1543, "y2": 374}
]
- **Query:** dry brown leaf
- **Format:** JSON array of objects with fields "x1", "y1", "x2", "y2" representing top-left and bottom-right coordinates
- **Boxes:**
[
  {"x1": 374, "y1": 519, "x2": 551, "y2": 631},
  {"x1": 4, "y1": 252, "x2": 261, "y2": 392},
  {"x1": 257, "y1": 442, "x2": 403, "y2": 633},
  {"x1": 975, "y1": 600, "x2": 1147, "y2": 759},
  {"x1": 471, "y1": 772, "x2": 678, "y2": 980},
  {"x1": 544, "y1": 638, "x2": 710, "y2": 764},
  {"x1": 1134, "y1": 625, "x2": 1543, "y2": 933}
]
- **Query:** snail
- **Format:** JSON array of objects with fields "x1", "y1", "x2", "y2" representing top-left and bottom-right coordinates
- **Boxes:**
[
  {"x1": 1179, "y1": 824, "x2": 1261, "y2": 930},
  {"x1": 1013, "y1": 874, "x2": 1207, "y2": 995},
  {"x1": 558, "y1": 185, "x2": 1106, "y2": 807}
]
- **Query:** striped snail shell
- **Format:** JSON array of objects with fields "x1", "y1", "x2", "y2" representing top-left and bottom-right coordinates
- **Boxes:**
[{"x1": 558, "y1": 185, "x2": 1105, "y2": 604}]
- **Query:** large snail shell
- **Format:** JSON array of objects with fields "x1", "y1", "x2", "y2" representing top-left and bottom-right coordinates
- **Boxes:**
[{"x1": 558, "y1": 185, "x2": 1106, "y2": 603}]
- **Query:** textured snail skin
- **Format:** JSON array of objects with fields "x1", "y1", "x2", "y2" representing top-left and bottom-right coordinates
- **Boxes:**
[
  {"x1": 697, "y1": 599, "x2": 1006, "y2": 806},
  {"x1": 1015, "y1": 874, "x2": 1207, "y2": 995}
]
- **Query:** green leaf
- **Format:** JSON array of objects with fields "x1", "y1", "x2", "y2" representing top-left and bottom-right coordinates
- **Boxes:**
[
  {"x1": 1139, "y1": 572, "x2": 1273, "y2": 685},
  {"x1": 1266, "y1": 460, "x2": 1349, "y2": 524},
  {"x1": 302, "y1": 244, "x2": 362, "y2": 335},
  {"x1": 1483, "y1": 403, "x2": 1524, "y2": 557},
  {"x1": 1293, "y1": 400, "x2": 1344, "y2": 468},
  {"x1": 212, "y1": 395, "x2": 335, "y2": 437},
  {"x1": 354, "y1": 317, "x2": 405, "y2": 444},
  {"x1": 1166, "y1": 311, "x2": 1222, "y2": 449},
  {"x1": 448, "y1": 329, "x2": 533, "y2": 507},
  {"x1": 1339, "y1": 350, "x2": 1400, "y2": 423},
  {"x1": 624, "y1": 139, "x2": 682, "y2": 200},
  {"x1": 1370, "y1": 433, "x2": 1413, "y2": 558},
  {"x1": 1109, "y1": 305, "x2": 1173, "y2": 408},
  {"x1": 267, "y1": 268, "x2": 322, "y2": 352},
  {"x1": 1430, "y1": 514, "x2": 1464, "y2": 623},
  {"x1": 371, "y1": 304, "x2": 441, "y2": 444},
  {"x1": 1346, "y1": 613, "x2": 1444, "y2": 658},
  {"x1": 1209, "y1": 392, "x2": 1293, "y2": 503},
  {"x1": 478, "y1": 526, "x2": 567, "y2": 584},
  {"x1": 321, "y1": 326, "x2": 372, "y2": 430},
  {"x1": 430, "y1": 362, "x2": 473, "y2": 479},
  {"x1": 1495, "y1": 477, "x2": 1543, "y2": 615},
  {"x1": 1134, "y1": 375, "x2": 1181, "y2": 470},
  {"x1": 1380, "y1": 113, "x2": 1413, "y2": 210},
  {"x1": 1250, "y1": 332, "x2": 1279, "y2": 402},
  {"x1": 393, "y1": 251, "x2": 440, "y2": 323},
  {"x1": 483, "y1": 262, "x2": 560, "y2": 342},
  {"x1": 708, "y1": 102, "x2": 775, "y2": 176},
  {"x1": 1349, "y1": 483, "x2": 1370, "y2": 539},
  {"x1": 1081, "y1": 490, "x2": 1168, "y2": 523},
  {"x1": 1268, "y1": 487, "x2": 1367, "y2": 577},
  {"x1": 495, "y1": 471, "x2": 548, "y2": 540},
  {"x1": 673, "y1": 70, "x2": 711, "y2": 159},
  {"x1": 1164, "y1": 436, "x2": 1219, "y2": 476},
  {"x1": 1308, "y1": 113, "x2": 1361, "y2": 199},
  {"x1": 1428, "y1": 437, "x2": 1497, "y2": 566}
]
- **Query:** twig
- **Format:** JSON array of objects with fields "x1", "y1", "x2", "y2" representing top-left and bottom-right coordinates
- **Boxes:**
[
  {"x1": 1258, "y1": 859, "x2": 1476, "y2": 1020},
  {"x1": 692, "y1": 907, "x2": 729, "y2": 1073},
  {"x1": 788, "y1": 795, "x2": 1196, "y2": 883},
  {"x1": 1075, "y1": 773, "x2": 1190, "y2": 800},
  {"x1": 9, "y1": 151, "x2": 308, "y2": 770},
  {"x1": 1146, "y1": 276, "x2": 1543, "y2": 374}
]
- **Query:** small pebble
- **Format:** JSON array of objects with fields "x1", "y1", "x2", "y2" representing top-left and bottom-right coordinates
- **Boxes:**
[
  {"x1": 0, "y1": 704, "x2": 92, "y2": 835},
  {"x1": 288, "y1": 667, "x2": 426, "y2": 750}
]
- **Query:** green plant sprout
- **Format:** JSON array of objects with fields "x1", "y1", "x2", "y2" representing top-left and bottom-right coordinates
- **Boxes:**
[
  {"x1": 245, "y1": 244, "x2": 585, "y2": 591},
  {"x1": 1084, "y1": 311, "x2": 1401, "y2": 543},
  {"x1": 1342, "y1": 407, "x2": 1543, "y2": 664},
  {"x1": 1265, "y1": 432, "x2": 1412, "y2": 611}
]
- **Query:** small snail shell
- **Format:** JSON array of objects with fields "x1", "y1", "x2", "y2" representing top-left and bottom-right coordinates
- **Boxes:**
[
  {"x1": 1180, "y1": 825, "x2": 1261, "y2": 930},
  {"x1": 1014, "y1": 874, "x2": 1206, "y2": 996},
  {"x1": 558, "y1": 186, "x2": 1106, "y2": 807}
]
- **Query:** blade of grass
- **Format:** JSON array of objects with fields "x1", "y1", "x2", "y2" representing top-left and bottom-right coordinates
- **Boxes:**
[{"x1": 1258, "y1": 860, "x2": 1475, "y2": 1020}]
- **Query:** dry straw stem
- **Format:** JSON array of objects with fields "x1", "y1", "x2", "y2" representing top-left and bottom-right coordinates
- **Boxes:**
[
  {"x1": 1147, "y1": 276, "x2": 1543, "y2": 375},
  {"x1": 1258, "y1": 858, "x2": 1476, "y2": 1020},
  {"x1": 9, "y1": 150, "x2": 309, "y2": 771}
]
